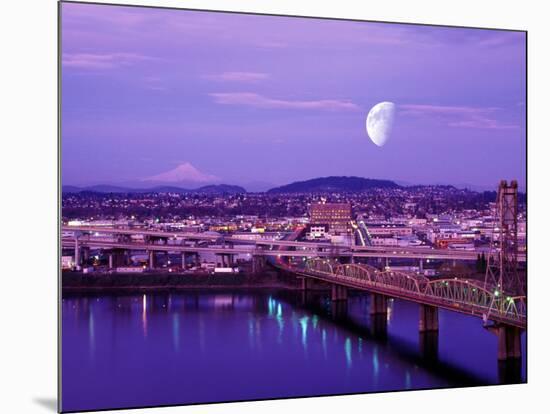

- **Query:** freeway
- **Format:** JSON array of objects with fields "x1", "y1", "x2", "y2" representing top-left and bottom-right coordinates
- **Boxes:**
[
  {"x1": 62, "y1": 225, "x2": 526, "y2": 263},
  {"x1": 62, "y1": 238, "x2": 521, "y2": 262},
  {"x1": 62, "y1": 239, "x2": 338, "y2": 258}
]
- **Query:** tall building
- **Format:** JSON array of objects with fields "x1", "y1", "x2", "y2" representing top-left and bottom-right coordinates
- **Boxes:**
[{"x1": 310, "y1": 202, "x2": 352, "y2": 234}]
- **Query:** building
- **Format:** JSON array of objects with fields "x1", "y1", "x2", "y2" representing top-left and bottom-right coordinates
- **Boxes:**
[
  {"x1": 310, "y1": 202, "x2": 352, "y2": 234},
  {"x1": 371, "y1": 235, "x2": 398, "y2": 247},
  {"x1": 367, "y1": 223, "x2": 413, "y2": 237},
  {"x1": 436, "y1": 238, "x2": 473, "y2": 249},
  {"x1": 61, "y1": 256, "x2": 74, "y2": 270},
  {"x1": 305, "y1": 224, "x2": 328, "y2": 240}
]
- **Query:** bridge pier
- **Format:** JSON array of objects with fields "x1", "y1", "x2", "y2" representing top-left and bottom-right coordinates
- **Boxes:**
[
  {"x1": 107, "y1": 249, "x2": 127, "y2": 269},
  {"x1": 82, "y1": 247, "x2": 90, "y2": 263},
  {"x1": 419, "y1": 259, "x2": 423, "y2": 273},
  {"x1": 498, "y1": 359, "x2": 522, "y2": 384},
  {"x1": 182, "y1": 252, "x2": 199, "y2": 269},
  {"x1": 370, "y1": 314, "x2": 387, "y2": 338},
  {"x1": 298, "y1": 277, "x2": 310, "y2": 291},
  {"x1": 419, "y1": 331, "x2": 439, "y2": 361},
  {"x1": 331, "y1": 284, "x2": 348, "y2": 301},
  {"x1": 331, "y1": 300, "x2": 348, "y2": 320},
  {"x1": 148, "y1": 250, "x2": 155, "y2": 270},
  {"x1": 369, "y1": 294, "x2": 388, "y2": 338},
  {"x1": 252, "y1": 256, "x2": 266, "y2": 273},
  {"x1": 419, "y1": 305, "x2": 439, "y2": 333},
  {"x1": 74, "y1": 237, "x2": 81, "y2": 270},
  {"x1": 497, "y1": 325, "x2": 522, "y2": 361},
  {"x1": 217, "y1": 253, "x2": 235, "y2": 268},
  {"x1": 298, "y1": 290, "x2": 312, "y2": 307},
  {"x1": 369, "y1": 293, "x2": 388, "y2": 315},
  {"x1": 252, "y1": 256, "x2": 263, "y2": 273}
]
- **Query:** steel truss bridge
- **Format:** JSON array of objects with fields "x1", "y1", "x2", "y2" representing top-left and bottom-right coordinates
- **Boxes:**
[{"x1": 284, "y1": 258, "x2": 526, "y2": 330}]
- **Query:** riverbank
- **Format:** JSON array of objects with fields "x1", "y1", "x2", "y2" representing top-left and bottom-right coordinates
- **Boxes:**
[{"x1": 61, "y1": 269, "x2": 304, "y2": 293}]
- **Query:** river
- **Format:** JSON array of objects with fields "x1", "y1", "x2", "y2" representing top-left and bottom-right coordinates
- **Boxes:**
[{"x1": 61, "y1": 289, "x2": 526, "y2": 412}]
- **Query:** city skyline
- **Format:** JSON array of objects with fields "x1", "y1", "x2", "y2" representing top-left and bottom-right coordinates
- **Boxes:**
[{"x1": 61, "y1": 3, "x2": 526, "y2": 191}]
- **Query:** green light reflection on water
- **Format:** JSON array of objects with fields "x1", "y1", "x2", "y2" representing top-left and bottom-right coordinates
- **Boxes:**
[
  {"x1": 345, "y1": 337, "x2": 352, "y2": 368},
  {"x1": 299, "y1": 316, "x2": 309, "y2": 349}
]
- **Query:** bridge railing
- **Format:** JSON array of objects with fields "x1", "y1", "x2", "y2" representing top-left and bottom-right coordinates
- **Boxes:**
[{"x1": 298, "y1": 258, "x2": 526, "y2": 325}]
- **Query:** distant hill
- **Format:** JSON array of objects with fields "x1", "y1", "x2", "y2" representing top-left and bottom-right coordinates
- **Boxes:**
[
  {"x1": 267, "y1": 176, "x2": 401, "y2": 193},
  {"x1": 88, "y1": 185, "x2": 140, "y2": 193},
  {"x1": 62, "y1": 185, "x2": 84, "y2": 193},
  {"x1": 193, "y1": 184, "x2": 246, "y2": 194},
  {"x1": 63, "y1": 184, "x2": 246, "y2": 194}
]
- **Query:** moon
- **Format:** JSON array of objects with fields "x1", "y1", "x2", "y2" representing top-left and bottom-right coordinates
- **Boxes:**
[{"x1": 366, "y1": 101, "x2": 396, "y2": 147}]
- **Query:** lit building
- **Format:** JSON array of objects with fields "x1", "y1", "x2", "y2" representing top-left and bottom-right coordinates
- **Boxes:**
[
  {"x1": 305, "y1": 224, "x2": 328, "y2": 240},
  {"x1": 367, "y1": 224, "x2": 413, "y2": 237},
  {"x1": 371, "y1": 235, "x2": 398, "y2": 247},
  {"x1": 310, "y1": 202, "x2": 352, "y2": 234},
  {"x1": 61, "y1": 256, "x2": 75, "y2": 270}
]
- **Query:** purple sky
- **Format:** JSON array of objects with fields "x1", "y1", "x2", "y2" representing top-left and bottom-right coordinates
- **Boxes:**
[{"x1": 61, "y1": 2, "x2": 526, "y2": 191}]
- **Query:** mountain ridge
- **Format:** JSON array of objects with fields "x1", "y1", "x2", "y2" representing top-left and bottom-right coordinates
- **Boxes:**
[
  {"x1": 62, "y1": 177, "x2": 526, "y2": 195},
  {"x1": 63, "y1": 184, "x2": 246, "y2": 194},
  {"x1": 267, "y1": 176, "x2": 401, "y2": 193}
]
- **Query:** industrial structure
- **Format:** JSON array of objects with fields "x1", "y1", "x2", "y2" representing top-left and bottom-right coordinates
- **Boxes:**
[{"x1": 485, "y1": 180, "x2": 525, "y2": 296}]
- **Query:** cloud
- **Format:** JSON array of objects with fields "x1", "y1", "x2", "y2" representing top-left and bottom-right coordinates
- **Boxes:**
[
  {"x1": 62, "y1": 52, "x2": 155, "y2": 70},
  {"x1": 209, "y1": 92, "x2": 360, "y2": 111},
  {"x1": 143, "y1": 162, "x2": 219, "y2": 183},
  {"x1": 400, "y1": 104, "x2": 518, "y2": 130},
  {"x1": 203, "y1": 72, "x2": 270, "y2": 82},
  {"x1": 447, "y1": 118, "x2": 518, "y2": 130}
]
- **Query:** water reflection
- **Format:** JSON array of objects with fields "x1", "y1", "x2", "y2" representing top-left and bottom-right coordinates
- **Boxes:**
[
  {"x1": 322, "y1": 329, "x2": 327, "y2": 360},
  {"x1": 198, "y1": 315, "x2": 205, "y2": 353},
  {"x1": 255, "y1": 317, "x2": 262, "y2": 352},
  {"x1": 405, "y1": 371, "x2": 412, "y2": 389},
  {"x1": 420, "y1": 331, "x2": 439, "y2": 361},
  {"x1": 88, "y1": 309, "x2": 95, "y2": 359},
  {"x1": 345, "y1": 337, "x2": 352, "y2": 368},
  {"x1": 172, "y1": 313, "x2": 180, "y2": 352},
  {"x1": 276, "y1": 303, "x2": 284, "y2": 343},
  {"x1": 62, "y1": 289, "x2": 526, "y2": 413},
  {"x1": 299, "y1": 316, "x2": 309, "y2": 350},
  {"x1": 498, "y1": 359, "x2": 522, "y2": 384},
  {"x1": 141, "y1": 294, "x2": 147, "y2": 338},
  {"x1": 387, "y1": 299, "x2": 394, "y2": 323},
  {"x1": 372, "y1": 345, "x2": 380, "y2": 380}
]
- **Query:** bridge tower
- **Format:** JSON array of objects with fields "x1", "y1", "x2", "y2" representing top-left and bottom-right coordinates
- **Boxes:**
[{"x1": 484, "y1": 180, "x2": 524, "y2": 296}]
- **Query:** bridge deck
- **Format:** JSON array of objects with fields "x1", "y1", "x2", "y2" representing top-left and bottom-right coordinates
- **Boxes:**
[{"x1": 279, "y1": 261, "x2": 526, "y2": 330}]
